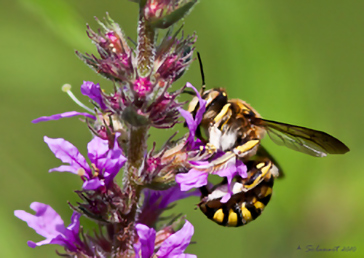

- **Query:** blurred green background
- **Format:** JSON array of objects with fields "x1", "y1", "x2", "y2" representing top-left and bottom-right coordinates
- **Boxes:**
[{"x1": 1, "y1": 0, "x2": 363, "y2": 257}]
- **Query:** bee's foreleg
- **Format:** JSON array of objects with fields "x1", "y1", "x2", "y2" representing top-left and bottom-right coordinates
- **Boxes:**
[{"x1": 233, "y1": 139, "x2": 261, "y2": 159}]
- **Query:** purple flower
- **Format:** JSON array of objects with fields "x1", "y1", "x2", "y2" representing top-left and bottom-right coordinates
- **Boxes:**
[
  {"x1": 14, "y1": 202, "x2": 83, "y2": 252},
  {"x1": 177, "y1": 82, "x2": 206, "y2": 149},
  {"x1": 81, "y1": 81, "x2": 107, "y2": 110},
  {"x1": 44, "y1": 134, "x2": 126, "y2": 191},
  {"x1": 134, "y1": 220, "x2": 196, "y2": 258},
  {"x1": 138, "y1": 185, "x2": 199, "y2": 226},
  {"x1": 175, "y1": 168, "x2": 208, "y2": 191},
  {"x1": 32, "y1": 111, "x2": 96, "y2": 123},
  {"x1": 176, "y1": 152, "x2": 247, "y2": 203},
  {"x1": 32, "y1": 81, "x2": 108, "y2": 124}
]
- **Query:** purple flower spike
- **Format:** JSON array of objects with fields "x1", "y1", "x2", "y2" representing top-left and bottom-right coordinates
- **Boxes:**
[
  {"x1": 32, "y1": 111, "x2": 96, "y2": 123},
  {"x1": 14, "y1": 202, "x2": 83, "y2": 252},
  {"x1": 177, "y1": 83, "x2": 206, "y2": 149},
  {"x1": 81, "y1": 81, "x2": 107, "y2": 110},
  {"x1": 134, "y1": 220, "x2": 196, "y2": 258}
]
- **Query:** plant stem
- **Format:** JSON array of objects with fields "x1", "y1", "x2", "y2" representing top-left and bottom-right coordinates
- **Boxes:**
[
  {"x1": 113, "y1": 126, "x2": 148, "y2": 257},
  {"x1": 137, "y1": 10, "x2": 156, "y2": 76},
  {"x1": 113, "y1": 5, "x2": 156, "y2": 256}
]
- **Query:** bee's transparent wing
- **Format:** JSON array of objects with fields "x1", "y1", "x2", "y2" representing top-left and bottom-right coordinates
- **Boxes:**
[{"x1": 255, "y1": 119, "x2": 350, "y2": 157}]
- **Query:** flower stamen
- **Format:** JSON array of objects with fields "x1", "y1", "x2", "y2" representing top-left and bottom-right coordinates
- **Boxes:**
[{"x1": 62, "y1": 84, "x2": 94, "y2": 113}]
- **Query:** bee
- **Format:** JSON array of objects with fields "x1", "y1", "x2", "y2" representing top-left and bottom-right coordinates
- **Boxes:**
[
  {"x1": 189, "y1": 87, "x2": 349, "y2": 227},
  {"x1": 187, "y1": 73, "x2": 349, "y2": 227}
]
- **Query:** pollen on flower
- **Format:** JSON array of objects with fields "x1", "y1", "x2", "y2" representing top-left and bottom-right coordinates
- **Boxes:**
[
  {"x1": 106, "y1": 32, "x2": 123, "y2": 53},
  {"x1": 62, "y1": 83, "x2": 72, "y2": 92},
  {"x1": 77, "y1": 168, "x2": 86, "y2": 176},
  {"x1": 91, "y1": 163, "x2": 100, "y2": 177}
]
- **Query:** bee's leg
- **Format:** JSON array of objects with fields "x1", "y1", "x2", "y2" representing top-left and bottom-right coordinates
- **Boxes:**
[
  {"x1": 233, "y1": 139, "x2": 261, "y2": 160},
  {"x1": 194, "y1": 139, "x2": 261, "y2": 175},
  {"x1": 213, "y1": 103, "x2": 232, "y2": 125},
  {"x1": 207, "y1": 103, "x2": 232, "y2": 149}
]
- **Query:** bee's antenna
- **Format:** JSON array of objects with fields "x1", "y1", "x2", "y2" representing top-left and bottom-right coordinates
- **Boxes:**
[
  {"x1": 182, "y1": 52, "x2": 206, "y2": 96},
  {"x1": 197, "y1": 52, "x2": 206, "y2": 94}
]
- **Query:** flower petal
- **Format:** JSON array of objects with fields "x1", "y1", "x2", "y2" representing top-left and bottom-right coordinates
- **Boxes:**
[
  {"x1": 135, "y1": 224, "x2": 156, "y2": 258},
  {"x1": 186, "y1": 82, "x2": 206, "y2": 127},
  {"x1": 82, "y1": 178, "x2": 105, "y2": 191},
  {"x1": 134, "y1": 241, "x2": 142, "y2": 258},
  {"x1": 215, "y1": 158, "x2": 247, "y2": 203},
  {"x1": 14, "y1": 202, "x2": 82, "y2": 252},
  {"x1": 156, "y1": 220, "x2": 195, "y2": 258},
  {"x1": 32, "y1": 111, "x2": 96, "y2": 123},
  {"x1": 81, "y1": 81, "x2": 107, "y2": 110},
  {"x1": 87, "y1": 137, "x2": 109, "y2": 164},
  {"x1": 157, "y1": 185, "x2": 200, "y2": 209},
  {"x1": 87, "y1": 135, "x2": 126, "y2": 187},
  {"x1": 178, "y1": 83, "x2": 206, "y2": 149},
  {"x1": 177, "y1": 107, "x2": 196, "y2": 146},
  {"x1": 14, "y1": 202, "x2": 65, "y2": 239},
  {"x1": 44, "y1": 137, "x2": 91, "y2": 176},
  {"x1": 236, "y1": 159, "x2": 248, "y2": 178},
  {"x1": 138, "y1": 186, "x2": 199, "y2": 226},
  {"x1": 175, "y1": 169, "x2": 208, "y2": 191}
]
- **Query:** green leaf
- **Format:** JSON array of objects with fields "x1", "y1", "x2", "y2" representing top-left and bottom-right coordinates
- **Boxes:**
[{"x1": 151, "y1": 0, "x2": 199, "y2": 29}]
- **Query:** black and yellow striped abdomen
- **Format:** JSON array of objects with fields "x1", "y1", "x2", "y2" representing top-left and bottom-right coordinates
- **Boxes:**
[{"x1": 199, "y1": 160, "x2": 275, "y2": 227}]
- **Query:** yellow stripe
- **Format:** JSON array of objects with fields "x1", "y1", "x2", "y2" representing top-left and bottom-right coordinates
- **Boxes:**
[
  {"x1": 254, "y1": 201, "x2": 265, "y2": 210},
  {"x1": 227, "y1": 209, "x2": 238, "y2": 226},
  {"x1": 260, "y1": 162, "x2": 271, "y2": 177},
  {"x1": 213, "y1": 209, "x2": 224, "y2": 223},
  {"x1": 235, "y1": 100, "x2": 250, "y2": 112},
  {"x1": 213, "y1": 104, "x2": 231, "y2": 124},
  {"x1": 244, "y1": 161, "x2": 273, "y2": 191},
  {"x1": 256, "y1": 162, "x2": 265, "y2": 169},
  {"x1": 264, "y1": 187, "x2": 272, "y2": 197},
  {"x1": 241, "y1": 203, "x2": 253, "y2": 222},
  {"x1": 235, "y1": 140, "x2": 260, "y2": 154},
  {"x1": 187, "y1": 96, "x2": 199, "y2": 112},
  {"x1": 220, "y1": 116, "x2": 231, "y2": 130}
]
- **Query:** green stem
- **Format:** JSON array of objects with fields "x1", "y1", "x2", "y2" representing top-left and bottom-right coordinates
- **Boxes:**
[
  {"x1": 113, "y1": 126, "x2": 148, "y2": 257},
  {"x1": 127, "y1": 125, "x2": 149, "y2": 171},
  {"x1": 112, "y1": 6, "x2": 156, "y2": 257},
  {"x1": 137, "y1": 11, "x2": 156, "y2": 76}
]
